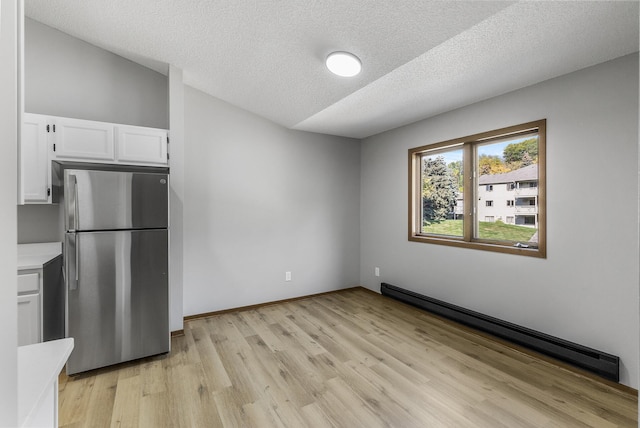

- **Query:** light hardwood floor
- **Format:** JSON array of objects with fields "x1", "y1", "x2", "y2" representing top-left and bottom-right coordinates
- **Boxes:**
[{"x1": 58, "y1": 288, "x2": 637, "y2": 427}]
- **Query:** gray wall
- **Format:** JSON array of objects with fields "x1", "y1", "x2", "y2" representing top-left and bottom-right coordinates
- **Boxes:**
[
  {"x1": 24, "y1": 18, "x2": 168, "y2": 128},
  {"x1": 360, "y1": 53, "x2": 639, "y2": 387},
  {"x1": 17, "y1": 204, "x2": 62, "y2": 243},
  {"x1": 18, "y1": 18, "x2": 169, "y2": 244},
  {"x1": 183, "y1": 86, "x2": 361, "y2": 315},
  {"x1": 168, "y1": 66, "x2": 185, "y2": 332}
]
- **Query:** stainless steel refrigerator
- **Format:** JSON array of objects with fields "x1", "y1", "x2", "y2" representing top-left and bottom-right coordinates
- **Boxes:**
[{"x1": 54, "y1": 162, "x2": 170, "y2": 375}]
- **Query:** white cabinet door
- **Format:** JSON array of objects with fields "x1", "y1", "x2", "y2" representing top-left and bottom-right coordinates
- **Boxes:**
[
  {"x1": 18, "y1": 293, "x2": 40, "y2": 346},
  {"x1": 21, "y1": 113, "x2": 50, "y2": 203},
  {"x1": 53, "y1": 117, "x2": 115, "y2": 161},
  {"x1": 116, "y1": 125, "x2": 168, "y2": 165}
]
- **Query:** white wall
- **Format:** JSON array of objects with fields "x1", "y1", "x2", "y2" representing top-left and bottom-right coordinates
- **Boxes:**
[
  {"x1": 24, "y1": 18, "x2": 168, "y2": 129},
  {"x1": 0, "y1": 0, "x2": 19, "y2": 425},
  {"x1": 360, "y1": 53, "x2": 639, "y2": 388},
  {"x1": 183, "y1": 86, "x2": 361, "y2": 315}
]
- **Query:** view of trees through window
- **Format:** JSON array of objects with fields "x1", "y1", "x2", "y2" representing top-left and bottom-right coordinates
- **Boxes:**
[
  {"x1": 421, "y1": 136, "x2": 540, "y2": 247},
  {"x1": 420, "y1": 149, "x2": 463, "y2": 237}
]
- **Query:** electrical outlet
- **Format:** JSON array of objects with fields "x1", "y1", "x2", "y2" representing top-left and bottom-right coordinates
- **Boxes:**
[
  {"x1": 285, "y1": 271, "x2": 292, "y2": 282},
  {"x1": 375, "y1": 267, "x2": 380, "y2": 277}
]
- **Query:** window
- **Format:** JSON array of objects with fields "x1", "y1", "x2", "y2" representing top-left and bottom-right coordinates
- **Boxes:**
[{"x1": 408, "y1": 119, "x2": 546, "y2": 257}]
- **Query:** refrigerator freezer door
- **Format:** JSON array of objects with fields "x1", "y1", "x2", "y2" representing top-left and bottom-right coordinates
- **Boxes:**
[
  {"x1": 64, "y1": 169, "x2": 168, "y2": 231},
  {"x1": 65, "y1": 229, "x2": 169, "y2": 375}
]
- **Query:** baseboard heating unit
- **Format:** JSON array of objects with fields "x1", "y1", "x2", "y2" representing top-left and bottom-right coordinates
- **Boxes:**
[{"x1": 380, "y1": 282, "x2": 620, "y2": 382}]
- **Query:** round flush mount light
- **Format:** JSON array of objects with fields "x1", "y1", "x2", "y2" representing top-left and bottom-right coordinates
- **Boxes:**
[{"x1": 326, "y1": 51, "x2": 362, "y2": 77}]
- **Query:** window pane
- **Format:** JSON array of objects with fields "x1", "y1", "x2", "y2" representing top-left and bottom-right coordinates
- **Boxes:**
[
  {"x1": 476, "y1": 136, "x2": 539, "y2": 247},
  {"x1": 420, "y1": 149, "x2": 463, "y2": 237}
]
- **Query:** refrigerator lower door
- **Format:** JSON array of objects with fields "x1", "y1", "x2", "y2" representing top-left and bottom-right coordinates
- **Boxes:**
[{"x1": 66, "y1": 229, "x2": 169, "y2": 375}]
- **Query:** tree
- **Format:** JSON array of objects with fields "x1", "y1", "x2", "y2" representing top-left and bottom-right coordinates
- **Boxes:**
[
  {"x1": 503, "y1": 138, "x2": 538, "y2": 164},
  {"x1": 478, "y1": 154, "x2": 509, "y2": 175},
  {"x1": 447, "y1": 160, "x2": 463, "y2": 192},
  {"x1": 422, "y1": 156, "x2": 457, "y2": 224}
]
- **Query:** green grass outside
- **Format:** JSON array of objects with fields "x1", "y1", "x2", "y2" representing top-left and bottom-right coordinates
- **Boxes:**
[{"x1": 423, "y1": 220, "x2": 536, "y2": 242}]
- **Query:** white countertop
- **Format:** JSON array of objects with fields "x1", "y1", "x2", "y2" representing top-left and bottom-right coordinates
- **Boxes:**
[
  {"x1": 18, "y1": 338, "x2": 74, "y2": 426},
  {"x1": 18, "y1": 242, "x2": 62, "y2": 270}
]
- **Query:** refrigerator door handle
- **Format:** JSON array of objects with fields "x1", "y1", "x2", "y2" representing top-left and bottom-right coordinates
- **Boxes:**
[
  {"x1": 75, "y1": 235, "x2": 79, "y2": 283},
  {"x1": 73, "y1": 174, "x2": 79, "y2": 231},
  {"x1": 66, "y1": 173, "x2": 79, "y2": 231},
  {"x1": 67, "y1": 234, "x2": 78, "y2": 291}
]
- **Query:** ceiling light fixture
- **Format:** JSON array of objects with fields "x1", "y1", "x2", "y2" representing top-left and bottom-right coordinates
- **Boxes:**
[{"x1": 326, "y1": 51, "x2": 362, "y2": 77}]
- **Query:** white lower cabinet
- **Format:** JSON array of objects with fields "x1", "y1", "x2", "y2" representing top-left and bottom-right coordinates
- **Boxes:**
[
  {"x1": 18, "y1": 244, "x2": 64, "y2": 347},
  {"x1": 17, "y1": 270, "x2": 41, "y2": 346},
  {"x1": 18, "y1": 293, "x2": 40, "y2": 346},
  {"x1": 19, "y1": 338, "x2": 74, "y2": 428}
]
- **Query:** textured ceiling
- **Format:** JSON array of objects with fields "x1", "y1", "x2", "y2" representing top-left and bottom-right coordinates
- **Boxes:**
[{"x1": 24, "y1": 1, "x2": 639, "y2": 139}]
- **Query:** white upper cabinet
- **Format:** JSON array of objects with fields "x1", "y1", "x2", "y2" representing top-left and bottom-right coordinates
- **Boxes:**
[
  {"x1": 49, "y1": 116, "x2": 168, "y2": 166},
  {"x1": 53, "y1": 117, "x2": 115, "y2": 161},
  {"x1": 19, "y1": 113, "x2": 168, "y2": 204},
  {"x1": 21, "y1": 113, "x2": 50, "y2": 203},
  {"x1": 116, "y1": 125, "x2": 168, "y2": 165}
]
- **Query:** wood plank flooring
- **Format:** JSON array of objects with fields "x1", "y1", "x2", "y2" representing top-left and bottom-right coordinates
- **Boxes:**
[{"x1": 58, "y1": 288, "x2": 638, "y2": 427}]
